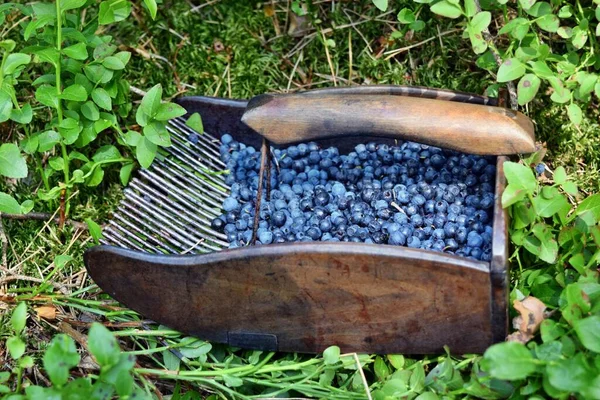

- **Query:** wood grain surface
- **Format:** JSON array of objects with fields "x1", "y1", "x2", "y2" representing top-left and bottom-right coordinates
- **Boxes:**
[
  {"x1": 241, "y1": 93, "x2": 535, "y2": 155},
  {"x1": 85, "y1": 243, "x2": 494, "y2": 354}
]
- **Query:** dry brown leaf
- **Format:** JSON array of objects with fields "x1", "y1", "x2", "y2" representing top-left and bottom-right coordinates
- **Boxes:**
[
  {"x1": 264, "y1": 5, "x2": 275, "y2": 17},
  {"x1": 35, "y1": 305, "x2": 57, "y2": 320},
  {"x1": 507, "y1": 296, "x2": 546, "y2": 344}
]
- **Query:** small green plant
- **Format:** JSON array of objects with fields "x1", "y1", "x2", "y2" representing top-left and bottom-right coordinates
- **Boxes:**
[
  {"x1": 1, "y1": 303, "x2": 150, "y2": 399},
  {"x1": 389, "y1": 0, "x2": 600, "y2": 123},
  {"x1": 0, "y1": 0, "x2": 186, "y2": 217},
  {"x1": 476, "y1": 158, "x2": 600, "y2": 398}
]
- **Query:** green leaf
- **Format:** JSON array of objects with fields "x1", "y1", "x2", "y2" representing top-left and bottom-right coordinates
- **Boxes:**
[
  {"x1": 575, "y1": 193, "x2": 600, "y2": 221},
  {"x1": 554, "y1": 166, "x2": 567, "y2": 184},
  {"x1": 430, "y1": 1, "x2": 462, "y2": 19},
  {"x1": 223, "y1": 375, "x2": 244, "y2": 388},
  {"x1": 563, "y1": 181, "x2": 578, "y2": 195},
  {"x1": 504, "y1": 161, "x2": 537, "y2": 193},
  {"x1": 323, "y1": 345, "x2": 340, "y2": 365},
  {"x1": 502, "y1": 184, "x2": 527, "y2": 208},
  {"x1": 517, "y1": 74, "x2": 541, "y2": 105},
  {"x1": 497, "y1": 58, "x2": 526, "y2": 82},
  {"x1": 535, "y1": 14, "x2": 559, "y2": 32},
  {"x1": 547, "y1": 353, "x2": 597, "y2": 394},
  {"x1": 374, "y1": 356, "x2": 391, "y2": 380},
  {"x1": 463, "y1": 0, "x2": 476, "y2": 17},
  {"x1": 7, "y1": 336, "x2": 25, "y2": 359},
  {"x1": 81, "y1": 101, "x2": 100, "y2": 121},
  {"x1": 179, "y1": 339, "x2": 212, "y2": 358},
  {"x1": 144, "y1": 122, "x2": 172, "y2": 147},
  {"x1": 572, "y1": 28, "x2": 588, "y2": 49},
  {"x1": 93, "y1": 43, "x2": 117, "y2": 60},
  {"x1": 38, "y1": 130, "x2": 61, "y2": 152},
  {"x1": 481, "y1": 342, "x2": 537, "y2": 380},
  {"x1": 136, "y1": 137, "x2": 157, "y2": 169},
  {"x1": 143, "y1": 0, "x2": 157, "y2": 18},
  {"x1": 532, "y1": 193, "x2": 569, "y2": 218},
  {"x1": 0, "y1": 192, "x2": 21, "y2": 214},
  {"x1": 10, "y1": 303, "x2": 27, "y2": 334},
  {"x1": 20, "y1": 200, "x2": 34, "y2": 214},
  {"x1": 387, "y1": 354, "x2": 405, "y2": 369},
  {"x1": 518, "y1": 0, "x2": 537, "y2": 10},
  {"x1": 185, "y1": 113, "x2": 204, "y2": 133},
  {"x1": 0, "y1": 143, "x2": 28, "y2": 179},
  {"x1": 154, "y1": 102, "x2": 186, "y2": 121},
  {"x1": 35, "y1": 85, "x2": 59, "y2": 109},
  {"x1": 372, "y1": 0, "x2": 388, "y2": 12},
  {"x1": 527, "y1": 1, "x2": 551, "y2": 16},
  {"x1": 141, "y1": 84, "x2": 162, "y2": 117},
  {"x1": 61, "y1": 84, "x2": 87, "y2": 102},
  {"x1": 93, "y1": 145, "x2": 121, "y2": 162},
  {"x1": 0, "y1": 91, "x2": 11, "y2": 123},
  {"x1": 409, "y1": 20, "x2": 426, "y2": 31},
  {"x1": 163, "y1": 350, "x2": 181, "y2": 371},
  {"x1": 574, "y1": 316, "x2": 600, "y2": 353},
  {"x1": 471, "y1": 11, "x2": 491, "y2": 32},
  {"x1": 61, "y1": 0, "x2": 87, "y2": 12},
  {"x1": 557, "y1": 26, "x2": 573, "y2": 38},
  {"x1": 467, "y1": 28, "x2": 487, "y2": 54},
  {"x1": 88, "y1": 323, "x2": 120, "y2": 367},
  {"x1": 91, "y1": 88, "x2": 112, "y2": 110},
  {"x1": 85, "y1": 218, "x2": 103, "y2": 243},
  {"x1": 49, "y1": 157, "x2": 65, "y2": 171},
  {"x1": 10, "y1": 103, "x2": 33, "y2": 124},
  {"x1": 119, "y1": 163, "x2": 135, "y2": 186},
  {"x1": 59, "y1": 118, "x2": 82, "y2": 145},
  {"x1": 43, "y1": 334, "x2": 80, "y2": 387},
  {"x1": 103, "y1": 56, "x2": 125, "y2": 70},
  {"x1": 99, "y1": 0, "x2": 132, "y2": 24},
  {"x1": 86, "y1": 166, "x2": 104, "y2": 187},
  {"x1": 398, "y1": 8, "x2": 416, "y2": 23},
  {"x1": 567, "y1": 103, "x2": 583, "y2": 125},
  {"x1": 63, "y1": 42, "x2": 88, "y2": 61},
  {"x1": 3, "y1": 53, "x2": 31, "y2": 75}
]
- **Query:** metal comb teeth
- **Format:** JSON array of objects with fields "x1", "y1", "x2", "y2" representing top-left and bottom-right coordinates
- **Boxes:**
[{"x1": 101, "y1": 118, "x2": 231, "y2": 254}]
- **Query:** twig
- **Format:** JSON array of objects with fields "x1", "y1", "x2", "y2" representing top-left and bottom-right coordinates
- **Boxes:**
[
  {"x1": 320, "y1": 29, "x2": 337, "y2": 86},
  {"x1": 0, "y1": 215, "x2": 7, "y2": 270},
  {"x1": 186, "y1": 0, "x2": 222, "y2": 14},
  {"x1": 251, "y1": 139, "x2": 269, "y2": 246},
  {"x1": 384, "y1": 29, "x2": 460, "y2": 60},
  {"x1": 1, "y1": 212, "x2": 88, "y2": 230},
  {"x1": 353, "y1": 353, "x2": 372, "y2": 400},
  {"x1": 473, "y1": 0, "x2": 517, "y2": 110}
]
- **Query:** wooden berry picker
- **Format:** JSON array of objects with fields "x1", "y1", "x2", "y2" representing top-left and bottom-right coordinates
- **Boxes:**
[{"x1": 84, "y1": 86, "x2": 535, "y2": 354}]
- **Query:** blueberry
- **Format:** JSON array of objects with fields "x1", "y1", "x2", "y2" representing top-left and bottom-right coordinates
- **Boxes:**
[
  {"x1": 306, "y1": 227, "x2": 322, "y2": 240},
  {"x1": 407, "y1": 236, "x2": 421, "y2": 248},
  {"x1": 211, "y1": 217, "x2": 225, "y2": 232},
  {"x1": 223, "y1": 197, "x2": 240, "y2": 212},
  {"x1": 467, "y1": 232, "x2": 484, "y2": 248},
  {"x1": 259, "y1": 230, "x2": 273, "y2": 244},
  {"x1": 319, "y1": 219, "x2": 332, "y2": 232},
  {"x1": 389, "y1": 231, "x2": 406, "y2": 245},
  {"x1": 272, "y1": 211, "x2": 287, "y2": 227},
  {"x1": 221, "y1": 133, "x2": 233, "y2": 144}
]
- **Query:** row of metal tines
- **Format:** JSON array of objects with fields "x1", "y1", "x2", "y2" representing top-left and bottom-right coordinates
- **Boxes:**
[{"x1": 100, "y1": 117, "x2": 233, "y2": 254}]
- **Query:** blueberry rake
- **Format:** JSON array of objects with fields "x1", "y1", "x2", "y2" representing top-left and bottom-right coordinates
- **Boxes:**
[{"x1": 85, "y1": 86, "x2": 535, "y2": 354}]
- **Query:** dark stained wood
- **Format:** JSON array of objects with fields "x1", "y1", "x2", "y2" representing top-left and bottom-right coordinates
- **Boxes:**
[
  {"x1": 490, "y1": 156, "x2": 509, "y2": 343},
  {"x1": 85, "y1": 243, "x2": 493, "y2": 354},
  {"x1": 241, "y1": 94, "x2": 535, "y2": 155}
]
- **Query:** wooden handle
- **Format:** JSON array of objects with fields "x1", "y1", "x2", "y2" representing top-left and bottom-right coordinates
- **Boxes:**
[{"x1": 241, "y1": 93, "x2": 535, "y2": 155}]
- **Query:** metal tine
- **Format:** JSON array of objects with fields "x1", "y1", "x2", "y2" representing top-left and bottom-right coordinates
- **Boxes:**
[
  {"x1": 112, "y1": 213, "x2": 179, "y2": 254},
  {"x1": 107, "y1": 220, "x2": 165, "y2": 253},
  {"x1": 167, "y1": 124, "x2": 225, "y2": 168},
  {"x1": 167, "y1": 129, "x2": 225, "y2": 172},
  {"x1": 153, "y1": 157, "x2": 228, "y2": 202},
  {"x1": 103, "y1": 225, "x2": 151, "y2": 253},
  {"x1": 171, "y1": 117, "x2": 222, "y2": 150},
  {"x1": 123, "y1": 190, "x2": 223, "y2": 252},
  {"x1": 129, "y1": 179, "x2": 228, "y2": 244},
  {"x1": 161, "y1": 143, "x2": 229, "y2": 190},
  {"x1": 113, "y1": 204, "x2": 191, "y2": 252},
  {"x1": 138, "y1": 168, "x2": 227, "y2": 217}
]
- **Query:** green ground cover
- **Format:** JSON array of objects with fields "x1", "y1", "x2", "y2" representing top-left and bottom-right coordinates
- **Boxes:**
[{"x1": 1, "y1": 0, "x2": 600, "y2": 398}]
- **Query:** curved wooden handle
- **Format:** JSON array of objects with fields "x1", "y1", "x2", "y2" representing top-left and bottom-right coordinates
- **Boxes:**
[{"x1": 241, "y1": 93, "x2": 535, "y2": 155}]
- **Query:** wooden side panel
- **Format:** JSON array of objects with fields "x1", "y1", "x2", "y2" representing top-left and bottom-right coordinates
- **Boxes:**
[
  {"x1": 85, "y1": 243, "x2": 493, "y2": 354},
  {"x1": 491, "y1": 156, "x2": 509, "y2": 343}
]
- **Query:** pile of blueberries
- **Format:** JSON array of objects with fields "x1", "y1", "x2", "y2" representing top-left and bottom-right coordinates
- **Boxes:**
[{"x1": 209, "y1": 134, "x2": 497, "y2": 261}]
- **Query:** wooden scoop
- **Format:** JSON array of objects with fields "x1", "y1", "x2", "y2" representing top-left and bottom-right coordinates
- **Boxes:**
[{"x1": 241, "y1": 92, "x2": 535, "y2": 155}]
